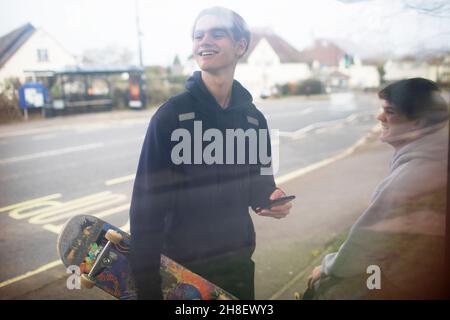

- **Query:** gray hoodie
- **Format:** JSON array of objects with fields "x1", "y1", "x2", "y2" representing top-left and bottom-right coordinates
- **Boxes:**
[{"x1": 320, "y1": 124, "x2": 448, "y2": 299}]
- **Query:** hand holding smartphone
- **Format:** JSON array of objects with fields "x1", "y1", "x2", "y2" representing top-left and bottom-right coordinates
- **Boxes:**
[
  {"x1": 256, "y1": 195, "x2": 295, "y2": 213},
  {"x1": 267, "y1": 195, "x2": 296, "y2": 208}
]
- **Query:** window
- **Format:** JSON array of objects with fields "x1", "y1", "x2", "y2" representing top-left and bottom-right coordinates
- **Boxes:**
[{"x1": 37, "y1": 49, "x2": 49, "y2": 62}]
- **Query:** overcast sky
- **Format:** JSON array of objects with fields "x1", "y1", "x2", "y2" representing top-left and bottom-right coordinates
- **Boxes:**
[{"x1": 1, "y1": 0, "x2": 449, "y2": 66}]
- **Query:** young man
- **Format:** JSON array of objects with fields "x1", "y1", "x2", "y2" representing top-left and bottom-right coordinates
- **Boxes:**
[
  {"x1": 306, "y1": 78, "x2": 449, "y2": 299},
  {"x1": 129, "y1": 7, "x2": 292, "y2": 300}
]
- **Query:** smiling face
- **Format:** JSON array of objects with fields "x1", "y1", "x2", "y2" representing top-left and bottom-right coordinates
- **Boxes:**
[
  {"x1": 192, "y1": 14, "x2": 247, "y2": 74},
  {"x1": 377, "y1": 99, "x2": 421, "y2": 149}
]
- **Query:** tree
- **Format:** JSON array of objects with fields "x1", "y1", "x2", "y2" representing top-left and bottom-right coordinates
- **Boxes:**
[
  {"x1": 377, "y1": 65, "x2": 386, "y2": 84},
  {"x1": 0, "y1": 78, "x2": 22, "y2": 123}
]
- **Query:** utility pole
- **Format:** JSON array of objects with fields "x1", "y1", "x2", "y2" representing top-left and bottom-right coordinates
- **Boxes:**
[{"x1": 135, "y1": 0, "x2": 144, "y2": 67}]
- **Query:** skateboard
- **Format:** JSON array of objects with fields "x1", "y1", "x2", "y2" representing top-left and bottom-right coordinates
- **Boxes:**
[{"x1": 57, "y1": 214, "x2": 237, "y2": 300}]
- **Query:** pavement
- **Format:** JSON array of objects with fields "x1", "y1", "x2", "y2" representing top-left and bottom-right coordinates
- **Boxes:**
[
  {"x1": 0, "y1": 122, "x2": 394, "y2": 300},
  {"x1": 253, "y1": 128, "x2": 392, "y2": 299}
]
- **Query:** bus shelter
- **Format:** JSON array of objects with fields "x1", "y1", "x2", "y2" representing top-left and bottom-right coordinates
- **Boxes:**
[{"x1": 24, "y1": 66, "x2": 146, "y2": 116}]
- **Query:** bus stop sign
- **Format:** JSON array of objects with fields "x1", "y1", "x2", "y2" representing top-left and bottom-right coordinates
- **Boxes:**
[{"x1": 19, "y1": 82, "x2": 48, "y2": 109}]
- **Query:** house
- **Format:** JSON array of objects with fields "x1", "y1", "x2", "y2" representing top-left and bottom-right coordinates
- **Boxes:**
[
  {"x1": 327, "y1": 70, "x2": 350, "y2": 90},
  {"x1": 428, "y1": 53, "x2": 450, "y2": 85},
  {"x1": 235, "y1": 30, "x2": 311, "y2": 98},
  {"x1": 383, "y1": 56, "x2": 436, "y2": 82},
  {"x1": 348, "y1": 57, "x2": 380, "y2": 89},
  {"x1": 183, "y1": 29, "x2": 311, "y2": 98},
  {"x1": 299, "y1": 39, "x2": 380, "y2": 90},
  {"x1": 0, "y1": 23, "x2": 76, "y2": 85},
  {"x1": 299, "y1": 39, "x2": 350, "y2": 70}
]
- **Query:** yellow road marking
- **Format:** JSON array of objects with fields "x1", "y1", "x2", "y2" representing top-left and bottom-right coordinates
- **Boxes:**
[
  {"x1": 268, "y1": 267, "x2": 310, "y2": 300},
  {"x1": 9, "y1": 192, "x2": 112, "y2": 220},
  {"x1": 94, "y1": 203, "x2": 130, "y2": 219},
  {"x1": 0, "y1": 194, "x2": 62, "y2": 213},
  {"x1": 29, "y1": 194, "x2": 126, "y2": 225},
  {"x1": 42, "y1": 204, "x2": 130, "y2": 234},
  {"x1": 0, "y1": 260, "x2": 62, "y2": 289},
  {"x1": 105, "y1": 174, "x2": 135, "y2": 186}
]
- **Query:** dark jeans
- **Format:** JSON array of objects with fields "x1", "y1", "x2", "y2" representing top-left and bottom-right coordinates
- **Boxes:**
[{"x1": 184, "y1": 250, "x2": 255, "y2": 300}]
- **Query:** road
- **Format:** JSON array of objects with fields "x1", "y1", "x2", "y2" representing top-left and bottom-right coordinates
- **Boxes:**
[{"x1": 0, "y1": 92, "x2": 380, "y2": 298}]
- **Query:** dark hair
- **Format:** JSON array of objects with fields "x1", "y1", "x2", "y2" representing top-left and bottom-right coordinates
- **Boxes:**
[
  {"x1": 378, "y1": 78, "x2": 449, "y2": 126},
  {"x1": 192, "y1": 7, "x2": 251, "y2": 54}
]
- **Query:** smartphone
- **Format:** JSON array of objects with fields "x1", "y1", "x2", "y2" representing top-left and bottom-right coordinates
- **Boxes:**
[
  {"x1": 268, "y1": 195, "x2": 296, "y2": 208},
  {"x1": 255, "y1": 195, "x2": 296, "y2": 213}
]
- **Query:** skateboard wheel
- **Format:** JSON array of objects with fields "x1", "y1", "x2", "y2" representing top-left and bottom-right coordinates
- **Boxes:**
[
  {"x1": 294, "y1": 292, "x2": 301, "y2": 300},
  {"x1": 105, "y1": 229, "x2": 122, "y2": 244},
  {"x1": 80, "y1": 274, "x2": 96, "y2": 289}
]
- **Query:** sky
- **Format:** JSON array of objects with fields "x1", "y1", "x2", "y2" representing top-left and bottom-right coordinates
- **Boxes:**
[{"x1": 1, "y1": 0, "x2": 449, "y2": 66}]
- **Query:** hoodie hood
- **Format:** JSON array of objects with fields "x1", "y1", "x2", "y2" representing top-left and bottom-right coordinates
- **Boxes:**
[
  {"x1": 390, "y1": 123, "x2": 448, "y2": 171},
  {"x1": 185, "y1": 71, "x2": 253, "y2": 117}
]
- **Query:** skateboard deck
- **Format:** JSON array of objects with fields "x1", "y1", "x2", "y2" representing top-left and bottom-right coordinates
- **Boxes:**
[{"x1": 57, "y1": 214, "x2": 236, "y2": 300}]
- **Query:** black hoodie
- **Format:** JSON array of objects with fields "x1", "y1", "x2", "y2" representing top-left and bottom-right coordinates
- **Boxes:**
[{"x1": 129, "y1": 71, "x2": 276, "y2": 299}]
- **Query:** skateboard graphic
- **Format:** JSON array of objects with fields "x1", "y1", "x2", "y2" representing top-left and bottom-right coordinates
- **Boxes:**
[{"x1": 57, "y1": 214, "x2": 236, "y2": 300}]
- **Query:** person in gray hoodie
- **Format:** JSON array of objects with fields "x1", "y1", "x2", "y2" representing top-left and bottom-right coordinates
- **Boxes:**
[{"x1": 306, "y1": 78, "x2": 449, "y2": 299}]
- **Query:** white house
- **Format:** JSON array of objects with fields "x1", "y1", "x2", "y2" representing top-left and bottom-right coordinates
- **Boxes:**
[
  {"x1": 183, "y1": 30, "x2": 311, "y2": 98},
  {"x1": 348, "y1": 57, "x2": 380, "y2": 89},
  {"x1": 235, "y1": 30, "x2": 311, "y2": 98},
  {"x1": 0, "y1": 23, "x2": 76, "y2": 85},
  {"x1": 429, "y1": 54, "x2": 450, "y2": 84},
  {"x1": 384, "y1": 53, "x2": 450, "y2": 85},
  {"x1": 384, "y1": 56, "x2": 437, "y2": 82}
]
